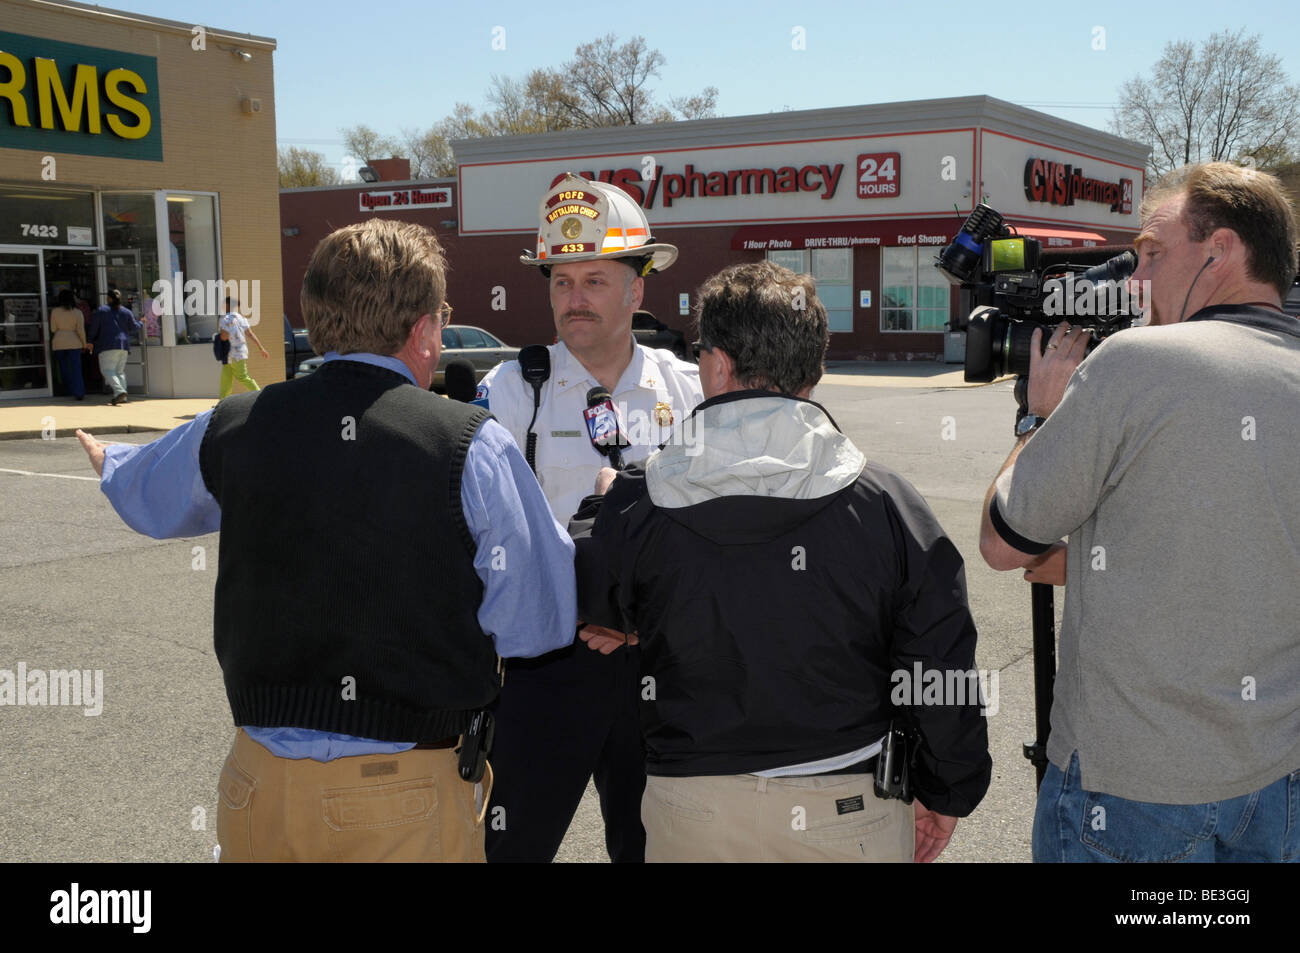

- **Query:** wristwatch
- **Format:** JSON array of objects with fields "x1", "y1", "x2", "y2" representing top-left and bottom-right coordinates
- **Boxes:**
[{"x1": 1015, "y1": 414, "x2": 1047, "y2": 437}]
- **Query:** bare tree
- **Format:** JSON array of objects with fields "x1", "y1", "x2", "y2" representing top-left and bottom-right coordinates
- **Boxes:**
[
  {"x1": 399, "y1": 127, "x2": 455, "y2": 178},
  {"x1": 669, "y1": 87, "x2": 720, "y2": 122},
  {"x1": 551, "y1": 35, "x2": 667, "y2": 127},
  {"x1": 1112, "y1": 29, "x2": 1300, "y2": 175},
  {"x1": 278, "y1": 146, "x2": 340, "y2": 187},
  {"x1": 336, "y1": 34, "x2": 720, "y2": 178}
]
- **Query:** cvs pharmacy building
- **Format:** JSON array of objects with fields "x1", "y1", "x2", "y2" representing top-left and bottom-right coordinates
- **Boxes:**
[
  {"x1": 453, "y1": 96, "x2": 1148, "y2": 361},
  {"x1": 0, "y1": 0, "x2": 282, "y2": 398}
]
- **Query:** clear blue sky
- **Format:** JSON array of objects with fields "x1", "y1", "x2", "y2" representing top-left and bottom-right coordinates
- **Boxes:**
[{"x1": 123, "y1": 0, "x2": 1300, "y2": 172}]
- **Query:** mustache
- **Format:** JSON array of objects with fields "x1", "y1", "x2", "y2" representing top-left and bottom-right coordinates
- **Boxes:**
[{"x1": 563, "y1": 311, "x2": 599, "y2": 321}]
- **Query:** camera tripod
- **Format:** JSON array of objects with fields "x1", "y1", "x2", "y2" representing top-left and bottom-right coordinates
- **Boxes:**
[{"x1": 1013, "y1": 375, "x2": 1058, "y2": 790}]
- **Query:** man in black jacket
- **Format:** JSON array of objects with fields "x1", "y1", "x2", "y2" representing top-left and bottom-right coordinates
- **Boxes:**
[{"x1": 573, "y1": 261, "x2": 990, "y2": 862}]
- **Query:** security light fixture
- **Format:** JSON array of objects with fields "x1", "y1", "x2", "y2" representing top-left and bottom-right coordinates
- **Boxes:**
[
  {"x1": 216, "y1": 43, "x2": 253, "y2": 62},
  {"x1": 358, "y1": 167, "x2": 380, "y2": 183}
]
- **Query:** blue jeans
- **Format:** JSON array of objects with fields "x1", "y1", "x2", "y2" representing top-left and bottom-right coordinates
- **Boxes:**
[{"x1": 1034, "y1": 750, "x2": 1300, "y2": 862}]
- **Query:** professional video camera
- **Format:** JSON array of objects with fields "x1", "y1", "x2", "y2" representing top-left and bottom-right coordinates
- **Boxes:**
[{"x1": 936, "y1": 204, "x2": 1139, "y2": 383}]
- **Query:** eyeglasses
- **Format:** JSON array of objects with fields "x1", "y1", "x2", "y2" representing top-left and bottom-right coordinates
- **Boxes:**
[
  {"x1": 437, "y1": 301, "x2": 454, "y2": 328},
  {"x1": 690, "y1": 340, "x2": 711, "y2": 361}
]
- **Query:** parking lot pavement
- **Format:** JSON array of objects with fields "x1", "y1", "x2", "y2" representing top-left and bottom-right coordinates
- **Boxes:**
[{"x1": 0, "y1": 370, "x2": 1053, "y2": 863}]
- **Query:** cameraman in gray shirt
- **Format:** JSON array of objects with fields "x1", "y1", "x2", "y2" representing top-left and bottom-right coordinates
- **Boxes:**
[{"x1": 980, "y1": 161, "x2": 1300, "y2": 863}]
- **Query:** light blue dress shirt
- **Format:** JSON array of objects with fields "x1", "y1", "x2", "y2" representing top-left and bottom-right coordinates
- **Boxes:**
[{"x1": 99, "y1": 352, "x2": 577, "y2": 760}]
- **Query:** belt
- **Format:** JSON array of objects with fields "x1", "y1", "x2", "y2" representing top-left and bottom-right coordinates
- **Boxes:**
[{"x1": 411, "y1": 736, "x2": 459, "y2": 750}]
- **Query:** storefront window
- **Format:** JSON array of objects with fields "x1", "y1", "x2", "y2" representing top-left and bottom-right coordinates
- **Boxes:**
[
  {"x1": 765, "y1": 249, "x2": 852, "y2": 332},
  {"x1": 166, "y1": 193, "x2": 220, "y2": 342},
  {"x1": 0, "y1": 188, "x2": 96, "y2": 247},
  {"x1": 881, "y1": 247, "x2": 949, "y2": 332},
  {"x1": 101, "y1": 192, "x2": 161, "y2": 341}
]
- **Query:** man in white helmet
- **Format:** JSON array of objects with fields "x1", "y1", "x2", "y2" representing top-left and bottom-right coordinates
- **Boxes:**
[{"x1": 476, "y1": 173, "x2": 702, "y2": 862}]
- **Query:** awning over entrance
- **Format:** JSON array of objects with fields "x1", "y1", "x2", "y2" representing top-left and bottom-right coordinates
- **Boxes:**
[
  {"x1": 730, "y1": 219, "x2": 1113, "y2": 252},
  {"x1": 1010, "y1": 225, "x2": 1108, "y2": 248}
]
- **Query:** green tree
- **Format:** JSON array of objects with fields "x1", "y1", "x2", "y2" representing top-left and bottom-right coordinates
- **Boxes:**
[
  {"x1": 278, "y1": 146, "x2": 340, "y2": 187},
  {"x1": 339, "y1": 124, "x2": 400, "y2": 173}
]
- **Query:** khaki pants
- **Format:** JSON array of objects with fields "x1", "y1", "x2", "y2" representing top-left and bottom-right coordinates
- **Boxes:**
[
  {"x1": 642, "y1": 772, "x2": 913, "y2": 863},
  {"x1": 217, "y1": 728, "x2": 490, "y2": 862}
]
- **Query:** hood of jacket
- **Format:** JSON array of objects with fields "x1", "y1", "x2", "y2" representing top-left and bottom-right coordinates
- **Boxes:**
[{"x1": 644, "y1": 390, "x2": 866, "y2": 543}]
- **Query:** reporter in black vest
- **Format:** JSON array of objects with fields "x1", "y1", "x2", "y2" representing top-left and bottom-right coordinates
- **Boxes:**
[{"x1": 75, "y1": 220, "x2": 577, "y2": 862}]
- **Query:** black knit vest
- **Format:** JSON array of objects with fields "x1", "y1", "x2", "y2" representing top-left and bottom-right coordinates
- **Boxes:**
[{"x1": 199, "y1": 359, "x2": 496, "y2": 742}]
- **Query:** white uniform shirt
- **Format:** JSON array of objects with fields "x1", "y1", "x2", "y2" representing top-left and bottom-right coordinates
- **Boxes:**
[{"x1": 478, "y1": 339, "x2": 703, "y2": 523}]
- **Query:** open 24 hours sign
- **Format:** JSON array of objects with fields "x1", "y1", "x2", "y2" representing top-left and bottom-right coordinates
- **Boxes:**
[{"x1": 359, "y1": 187, "x2": 453, "y2": 212}]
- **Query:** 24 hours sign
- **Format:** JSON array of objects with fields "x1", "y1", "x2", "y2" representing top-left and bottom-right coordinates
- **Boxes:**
[{"x1": 857, "y1": 152, "x2": 900, "y2": 198}]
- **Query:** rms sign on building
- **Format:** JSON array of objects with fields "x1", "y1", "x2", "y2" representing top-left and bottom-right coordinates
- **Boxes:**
[
  {"x1": 452, "y1": 95, "x2": 1148, "y2": 361},
  {"x1": 0, "y1": 0, "x2": 283, "y2": 399}
]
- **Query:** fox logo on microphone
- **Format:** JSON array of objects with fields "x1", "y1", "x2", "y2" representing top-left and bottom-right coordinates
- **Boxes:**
[{"x1": 584, "y1": 402, "x2": 620, "y2": 448}]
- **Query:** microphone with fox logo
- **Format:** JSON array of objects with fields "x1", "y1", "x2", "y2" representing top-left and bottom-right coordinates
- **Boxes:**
[{"x1": 584, "y1": 387, "x2": 629, "y2": 470}]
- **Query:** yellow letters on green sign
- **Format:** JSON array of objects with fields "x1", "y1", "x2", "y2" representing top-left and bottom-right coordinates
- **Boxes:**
[
  {"x1": 34, "y1": 57, "x2": 101, "y2": 133},
  {"x1": 0, "y1": 50, "x2": 31, "y2": 127},
  {"x1": 104, "y1": 67, "x2": 150, "y2": 139}
]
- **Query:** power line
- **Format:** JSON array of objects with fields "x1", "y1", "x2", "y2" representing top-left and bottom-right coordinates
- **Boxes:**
[{"x1": 1016, "y1": 102, "x2": 1117, "y2": 110}]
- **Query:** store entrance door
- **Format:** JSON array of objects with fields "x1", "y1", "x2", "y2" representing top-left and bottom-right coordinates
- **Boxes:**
[
  {"x1": 0, "y1": 247, "x2": 50, "y2": 399},
  {"x1": 44, "y1": 248, "x2": 148, "y2": 396}
]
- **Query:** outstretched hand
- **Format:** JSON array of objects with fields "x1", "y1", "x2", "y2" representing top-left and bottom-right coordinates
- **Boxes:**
[{"x1": 76, "y1": 429, "x2": 107, "y2": 477}]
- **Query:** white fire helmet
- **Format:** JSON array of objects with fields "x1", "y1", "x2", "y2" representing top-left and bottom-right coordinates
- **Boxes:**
[{"x1": 520, "y1": 173, "x2": 677, "y2": 276}]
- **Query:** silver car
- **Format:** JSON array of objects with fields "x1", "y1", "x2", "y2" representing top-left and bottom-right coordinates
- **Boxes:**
[{"x1": 295, "y1": 324, "x2": 520, "y2": 391}]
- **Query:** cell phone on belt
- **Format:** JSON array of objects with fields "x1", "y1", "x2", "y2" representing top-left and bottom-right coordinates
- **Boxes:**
[
  {"x1": 457, "y1": 710, "x2": 495, "y2": 783},
  {"x1": 873, "y1": 721, "x2": 915, "y2": 804}
]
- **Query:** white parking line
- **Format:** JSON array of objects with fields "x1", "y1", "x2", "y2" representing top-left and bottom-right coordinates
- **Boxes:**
[{"x1": 0, "y1": 467, "x2": 98, "y2": 482}]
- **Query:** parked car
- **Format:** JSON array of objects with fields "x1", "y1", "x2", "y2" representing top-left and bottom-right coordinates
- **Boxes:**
[
  {"x1": 294, "y1": 324, "x2": 519, "y2": 391},
  {"x1": 284, "y1": 315, "x2": 312, "y2": 379},
  {"x1": 632, "y1": 310, "x2": 688, "y2": 359}
]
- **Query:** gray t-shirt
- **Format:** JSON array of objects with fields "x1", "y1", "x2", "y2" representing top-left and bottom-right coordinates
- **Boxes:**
[{"x1": 994, "y1": 305, "x2": 1300, "y2": 803}]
